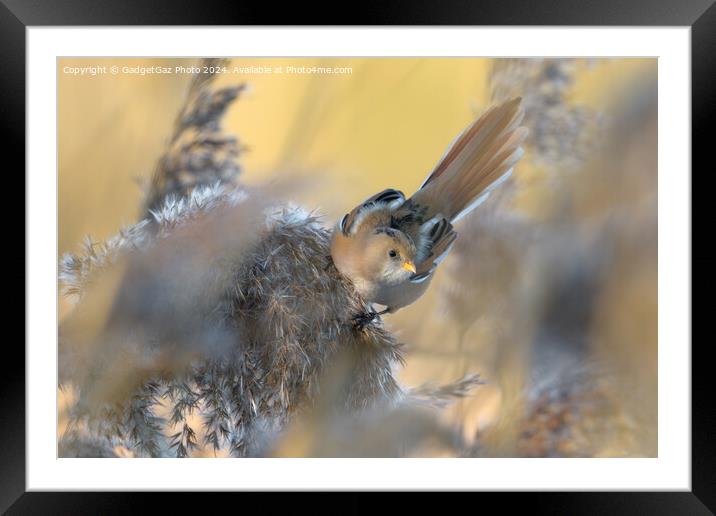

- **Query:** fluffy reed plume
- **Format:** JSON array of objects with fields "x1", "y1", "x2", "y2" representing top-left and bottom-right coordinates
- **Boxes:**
[
  {"x1": 143, "y1": 58, "x2": 246, "y2": 215},
  {"x1": 489, "y1": 58, "x2": 601, "y2": 172},
  {"x1": 268, "y1": 352, "x2": 480, "y2": 457},
  {"x1": 523, "y1": 66, "x2": 656, "y2": 457},
  {"x1": 437, "y1": 58, "x2": 599, "y2": 454},
  {"x1": 58, "y1": 60, "x2": 483, "y2": 458},
  {"x1": 60, "y1": 182, "x2": 484, "y2": 457}
]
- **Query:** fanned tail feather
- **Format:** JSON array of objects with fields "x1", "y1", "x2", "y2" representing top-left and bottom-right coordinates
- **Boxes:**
[{"x1": 411, "y1": 97, "x2": 528, "y2": 222}]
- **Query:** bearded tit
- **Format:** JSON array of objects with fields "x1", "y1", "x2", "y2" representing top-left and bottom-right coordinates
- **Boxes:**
[{"x1": 330, "y1": 97, "x2": 528, "y2": 327}]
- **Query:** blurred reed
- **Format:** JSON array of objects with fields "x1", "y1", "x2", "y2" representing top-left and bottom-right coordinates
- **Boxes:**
[
  {"x1": 433, "y1": 59, "x2": 657, "y2": 457},
  {"x1": 143, "y1": 58, "x2": 246, "y2": 216}
]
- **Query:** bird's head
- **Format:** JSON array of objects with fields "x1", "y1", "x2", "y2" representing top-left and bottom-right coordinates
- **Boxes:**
[{"x1": 360, "y1": 227, "x2": 417, "y2": 284}]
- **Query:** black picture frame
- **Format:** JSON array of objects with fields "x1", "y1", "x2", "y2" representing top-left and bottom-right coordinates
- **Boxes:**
[{"x1": 5, "y1": 0, "x2": 709, "y2": 512}]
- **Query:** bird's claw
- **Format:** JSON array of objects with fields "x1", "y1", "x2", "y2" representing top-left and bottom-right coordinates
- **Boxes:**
[{"x1": 352, "y1": 311, "x2": 379, "y2": 330}]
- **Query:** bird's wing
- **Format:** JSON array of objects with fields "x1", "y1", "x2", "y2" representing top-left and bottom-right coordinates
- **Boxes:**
[
  {"x1": 339, "y1": 188, "x2": 406, "y2": 235},
  {"x1": 410, "y1": 217, "x2": 457, "y2": 283}
]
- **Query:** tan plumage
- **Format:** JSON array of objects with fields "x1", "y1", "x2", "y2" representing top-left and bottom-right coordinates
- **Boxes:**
[{"x1": 331, "y1": 98, "x2": 528, "y2": 324}]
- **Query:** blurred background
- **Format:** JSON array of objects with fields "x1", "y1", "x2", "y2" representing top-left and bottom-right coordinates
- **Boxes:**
[{"x1": 58, "y1": 57, "x2": 657, "y2": 457}]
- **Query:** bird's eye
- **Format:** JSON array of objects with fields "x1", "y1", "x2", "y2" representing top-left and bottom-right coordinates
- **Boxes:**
[{"x1": 388, "y1": 249, "x2": 398, "y2": 258}]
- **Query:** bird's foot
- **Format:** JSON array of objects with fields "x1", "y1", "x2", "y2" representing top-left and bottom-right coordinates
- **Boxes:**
[
  {"x1": 352, "y1": 311, "x2": 379, "y2": 330},
  {"x1": 351, "y1": 309, "x2": 388, "y2": 330}
]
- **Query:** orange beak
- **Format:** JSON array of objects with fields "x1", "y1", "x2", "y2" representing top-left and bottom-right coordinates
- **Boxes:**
[{"x1": 402, "y1": 261, "x2": 416, "y2": 274}]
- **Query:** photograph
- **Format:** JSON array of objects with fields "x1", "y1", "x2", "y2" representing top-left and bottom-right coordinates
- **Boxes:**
[{"x1": 56, "y1": 56, "x2": 659, "y2": 459}]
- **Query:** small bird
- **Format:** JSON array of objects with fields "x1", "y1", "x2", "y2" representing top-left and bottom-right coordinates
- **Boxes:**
[{"x1": 330, "y1": 97, "x2": 528, "y2": 327}]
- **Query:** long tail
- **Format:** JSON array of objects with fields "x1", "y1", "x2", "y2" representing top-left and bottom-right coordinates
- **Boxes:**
[{"x1": 410, "y1": 97, "x2": 528, "y2": 222}]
